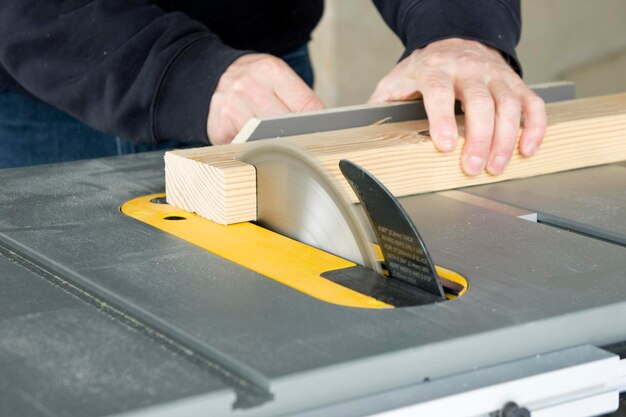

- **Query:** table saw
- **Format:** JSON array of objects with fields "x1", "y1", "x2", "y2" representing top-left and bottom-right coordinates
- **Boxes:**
[{"x1": 1, "y1": 83, "x2": 626, "y2": 417}]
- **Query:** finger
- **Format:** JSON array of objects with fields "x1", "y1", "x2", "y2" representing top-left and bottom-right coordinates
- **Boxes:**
[
  {"x1": 368, "y1": 75, "x2": 422, "y2": 104},
  {"x1": 208, "y1": 109, "x2": 238, "y2": 145},
  {"x1": 517, "y1": 88, "x2": 547, "y2": 157},
  {"x1": 207, "y1": 94, "x2": 256, "y2": 145},
  {"x1": 485, "y1": 79, "x2": 521, "y2": 175},
  {"x1": 250, "y1": 91, "x2": 291, "y2": 118},
  {"x1": 457, "y1": 76, "x2": 495, "y2": 176},
  {"x1": 418, "y1": 71, "x2": 458, "y2": 152},
  {"x1": 273, "y1": 67, "x2": 325, "y2": 112},
  {"x1": 225, "y1": 94, "x2": 257, "y2": 132}
]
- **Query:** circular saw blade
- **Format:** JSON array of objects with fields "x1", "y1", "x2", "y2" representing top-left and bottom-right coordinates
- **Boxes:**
[{"x1": 238, "y1": 140, "x2": 381, "y2": 273}]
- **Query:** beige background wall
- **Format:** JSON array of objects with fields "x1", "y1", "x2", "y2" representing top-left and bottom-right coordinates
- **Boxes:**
[{"x1": 310, "y1": 1, "x2": 626, "y2": 107}]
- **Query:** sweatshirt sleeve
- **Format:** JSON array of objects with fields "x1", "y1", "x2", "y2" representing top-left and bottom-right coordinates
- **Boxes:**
[
  {"x1": 0, "y1": 0, "x2": 247, "y2": 144},
  {"x1": 372, "y1": 0, "x2": 523, "y2": 75}
]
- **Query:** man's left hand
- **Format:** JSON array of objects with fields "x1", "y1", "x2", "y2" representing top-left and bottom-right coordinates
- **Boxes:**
[{"x1": 368, "y1": 38, "x2": 547, "y2": 176}]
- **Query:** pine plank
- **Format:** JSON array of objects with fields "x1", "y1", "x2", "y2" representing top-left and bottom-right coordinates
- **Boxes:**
[{"x1": 165, "y1": 93, "x2": 626, "y2": 225}]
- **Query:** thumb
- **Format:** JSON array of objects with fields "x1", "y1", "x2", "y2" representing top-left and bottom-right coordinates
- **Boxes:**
[
  {"x1": 274, "y1": 70, "x2": 325, "y2": 112},
  {"x1": 291, "y1": 90, "x2": 326, "y2": 112}
]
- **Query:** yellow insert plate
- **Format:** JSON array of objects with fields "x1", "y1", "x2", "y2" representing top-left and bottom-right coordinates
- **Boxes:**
[{"x1": 122, "y1": 194, "x2": 467, "y2": 309}]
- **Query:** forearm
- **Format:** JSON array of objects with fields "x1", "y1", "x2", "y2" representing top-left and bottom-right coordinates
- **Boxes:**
[{"x1": 0, "y1": 0, "x2": 246, "y2": 144}]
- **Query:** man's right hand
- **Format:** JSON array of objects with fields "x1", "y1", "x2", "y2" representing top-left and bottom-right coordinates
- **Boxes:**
[{"x1": 207, "y1": 53, "x2": 325, "y2": 145}]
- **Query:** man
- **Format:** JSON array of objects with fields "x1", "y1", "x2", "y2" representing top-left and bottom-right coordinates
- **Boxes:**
[{"x1": 0, "y1": 0, "x2": 545, "y2": 175}]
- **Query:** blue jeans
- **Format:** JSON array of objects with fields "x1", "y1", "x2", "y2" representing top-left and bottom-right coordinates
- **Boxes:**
[
  {"x1": 0, "y1": 45, "x2": 314, "y2": 169},
  {"x1": 281, "y1": 44, "x2": 314, "y2": 88}
]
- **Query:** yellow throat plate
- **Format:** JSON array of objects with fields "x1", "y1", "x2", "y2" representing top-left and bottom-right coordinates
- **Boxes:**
[{"x1": 121, "y1": 194, "x2": 467, "y2": 309}]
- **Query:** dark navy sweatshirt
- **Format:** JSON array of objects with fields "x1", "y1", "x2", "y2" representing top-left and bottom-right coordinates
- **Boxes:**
[{"x1": 0, "y1": 0, "x2": 521, "y2": 144}]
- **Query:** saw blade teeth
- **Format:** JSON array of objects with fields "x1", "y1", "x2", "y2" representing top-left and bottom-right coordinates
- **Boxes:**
[{"x1": 238, "y1": 140, "x2": 381, "y2": 274}]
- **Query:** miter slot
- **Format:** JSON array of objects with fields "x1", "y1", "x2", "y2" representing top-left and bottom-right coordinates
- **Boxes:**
[
  {"x1": 0, "y1": 245, "x2": 239, "y2": 416},
  {"x1": 436, "y1": 190, "x2": 538, "y2": 222},
  {"x1": 461, "y1": 164, "x2": 626, "y2": 247},
  {"x1": 0, "y1": 228, "x2": 272, "y2": 409},
  {"x1": 437, "y1": 190, "x2": 626, "y2": 247},
  {"x1": 535, "y1": 215, "x2": 626, "y2": 248},
  {"x1": 602, "y1": 341, "x2": 626, "y2": 359}
]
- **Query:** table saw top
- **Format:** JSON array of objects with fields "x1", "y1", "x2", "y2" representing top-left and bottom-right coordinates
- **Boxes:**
[{"x1": 0, "y1": 152, "x2": 625, "y2": 417}]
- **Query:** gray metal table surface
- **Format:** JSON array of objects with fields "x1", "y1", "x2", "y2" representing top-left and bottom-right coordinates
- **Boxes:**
[
  {"x1": 464, "y1": 163, "x2": 626, "y2": 245},
  {"x1": 0, "y1": 152, "x2": 625, "y2": 417},
  {"x1": 0, "y1": 239, "x2": 233, "y2": 417}
]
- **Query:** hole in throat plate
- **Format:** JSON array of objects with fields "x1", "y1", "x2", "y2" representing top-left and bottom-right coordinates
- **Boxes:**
[{"x1": 163, "y1": 215, "x2": 187, "y2": 221}]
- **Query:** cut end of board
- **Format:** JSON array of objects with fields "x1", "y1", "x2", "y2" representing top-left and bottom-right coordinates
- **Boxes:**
[{"x1": 164, "y1": 151, "x2": 257, "y2": 224}]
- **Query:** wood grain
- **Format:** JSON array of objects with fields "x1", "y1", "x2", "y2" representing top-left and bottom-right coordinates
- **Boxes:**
[
  {"x1": 164, "y1": 146, "x2": 256, "y2": 224},
  {"x1": 165, "y1": 93, "x2": 626, "y2": 225}
]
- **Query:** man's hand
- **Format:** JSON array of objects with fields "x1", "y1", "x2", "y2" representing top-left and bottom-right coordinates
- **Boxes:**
[
  {"x1": 369, "y1": 38, "x2": 546, "y2": 176},
  {"x1": 207, "y1": 53, "x2": 325, "y2": 145}
]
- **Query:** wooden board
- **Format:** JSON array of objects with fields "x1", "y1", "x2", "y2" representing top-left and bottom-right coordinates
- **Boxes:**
[{"x1": 165, "y1": 93, "x2": 626, "y2": 225}]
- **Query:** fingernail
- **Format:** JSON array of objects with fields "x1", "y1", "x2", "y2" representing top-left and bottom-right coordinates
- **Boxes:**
[
  {"x1": 489, "y1": 156, "x2": 508, "y2": 174},
  {"x1": 523, "y1": 142, "x2": 538, "y2": 156},
  {"x1": 463, "y1": 155, "x2": 485, "y2": 176},
  {"x1": 437, "y1": 130, "x2": 457, "y2": 152}
]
